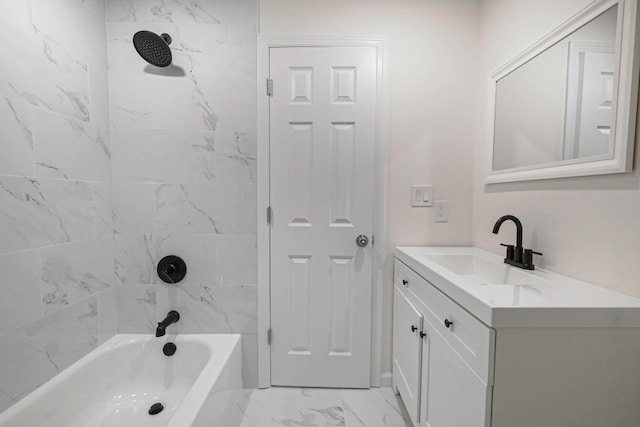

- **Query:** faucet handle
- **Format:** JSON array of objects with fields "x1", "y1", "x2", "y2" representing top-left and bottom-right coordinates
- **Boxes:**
[
  {"x1": 500, "y1": 243, "x2": 515, "y2": 261},
  {"x1": 523, "y1": 249, "x2": 542, "y2": 269}
]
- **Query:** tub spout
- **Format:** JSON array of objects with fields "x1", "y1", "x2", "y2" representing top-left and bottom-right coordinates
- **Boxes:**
[{"x1": 156, "y1": 310, "x2": 180, "y2": 337}]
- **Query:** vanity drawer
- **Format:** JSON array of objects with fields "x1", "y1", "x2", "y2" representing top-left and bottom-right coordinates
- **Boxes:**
[{"x1": 394, "y1": 259, "x2": 495, "y2": 384}]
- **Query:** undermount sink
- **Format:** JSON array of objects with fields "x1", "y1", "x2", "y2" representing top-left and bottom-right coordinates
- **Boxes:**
[{"x1": 423, "y1": 254, "x2": 550, "y2": 287}]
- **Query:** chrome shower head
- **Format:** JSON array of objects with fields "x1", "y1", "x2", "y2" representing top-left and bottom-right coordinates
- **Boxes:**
[{"x1": 132, "y1": 30, "x2": 172, "y2": 67}]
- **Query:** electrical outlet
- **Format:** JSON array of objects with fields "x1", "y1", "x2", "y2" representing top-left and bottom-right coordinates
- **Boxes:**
[
  {"x1": 410, "y1": 185, "x2": 433, "y2": 207},
  {"x1": 434, "y1": 200, "x2": 448, "y2": 222}
]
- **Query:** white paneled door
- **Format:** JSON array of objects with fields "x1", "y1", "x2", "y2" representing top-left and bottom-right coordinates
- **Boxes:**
[
  {"x1": 577, "y1": 50, "x2": 615, "y2": 157},
  {"x1": 269, "y1": 46, "x2": 377, "y2": 388}
]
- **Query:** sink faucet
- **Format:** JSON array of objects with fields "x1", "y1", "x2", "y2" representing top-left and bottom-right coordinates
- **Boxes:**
[
  {"x1": 492, "y1": 215, "x2": 523, "y2": 262},
  {"x1": 156, "y1": 310, "x2": 180, "y2": 337},
  {"x1": 492, "y1": 215, "x2": 542, "y2": 270}
]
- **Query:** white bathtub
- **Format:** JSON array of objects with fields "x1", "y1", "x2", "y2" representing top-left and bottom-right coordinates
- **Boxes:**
[{"x1": 0, "y1": 334, "x2": 242, "y2": 427}]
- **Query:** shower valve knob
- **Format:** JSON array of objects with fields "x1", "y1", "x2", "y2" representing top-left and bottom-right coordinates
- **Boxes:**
[{"x1": 157, "y1": 255, "x2": 187, "y2": 284}]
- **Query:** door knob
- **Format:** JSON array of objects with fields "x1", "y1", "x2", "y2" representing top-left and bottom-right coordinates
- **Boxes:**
[
  {"x1": 411, "y1": 325, "x2": 418, "y2": 332},
  {"x1": 355, "y1": 234, "x2": 369, "y2": 247}
]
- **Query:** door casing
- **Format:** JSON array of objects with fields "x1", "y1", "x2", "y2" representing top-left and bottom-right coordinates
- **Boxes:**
[{"x1": 257, "y1": 35, "x2": 389, "y2": 388}]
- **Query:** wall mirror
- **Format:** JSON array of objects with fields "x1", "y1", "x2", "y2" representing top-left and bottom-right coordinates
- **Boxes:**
[{"x1": 486, "y1": 0, "x2": 639, "y2": 184}]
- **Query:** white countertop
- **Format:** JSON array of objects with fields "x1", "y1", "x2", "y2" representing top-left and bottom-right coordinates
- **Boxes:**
[{"x1": 395, "y1": 246, "x2": 640, "y2": 328}]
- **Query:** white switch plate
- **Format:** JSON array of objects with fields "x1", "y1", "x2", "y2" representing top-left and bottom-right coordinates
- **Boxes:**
[
  {"x1": 410, "y1": 185, "x2": 433, "y2": 207},
  {"x1": 434, "y1": 200, "x2": 448, "y2": 222}
]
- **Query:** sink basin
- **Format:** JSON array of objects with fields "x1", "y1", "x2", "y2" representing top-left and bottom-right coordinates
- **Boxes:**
[{"x1": 423, "y1": 254, "x2": 550, "y2": 287}]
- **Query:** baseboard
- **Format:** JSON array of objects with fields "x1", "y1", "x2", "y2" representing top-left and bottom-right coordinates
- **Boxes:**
[{"x1": 380, "y1": 372, "x2": 392, "y2": 388}]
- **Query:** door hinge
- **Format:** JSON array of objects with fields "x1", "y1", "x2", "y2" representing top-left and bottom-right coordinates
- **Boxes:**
[
  {"x1": 267, "y1": 327, "x2": 272, "y2": 345},
  {"x1": 267, "y1": 206, "x2": 272, "y2": 224},
  {"x1": 266, "y1": 78, "x2": 273, "y2": 97}
]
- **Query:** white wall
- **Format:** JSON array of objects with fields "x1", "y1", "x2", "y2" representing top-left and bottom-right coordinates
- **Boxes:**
[
  {"x1": 474, "y1": 0, "x2": 640, "y2": 297},
  {"x1": 259, "y1": 0, "x2": 480, "y2": 376}
]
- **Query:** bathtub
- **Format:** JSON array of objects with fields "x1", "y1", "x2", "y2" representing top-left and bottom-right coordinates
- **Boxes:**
[{"x1": 0, "y1": 334, "x2": 242, "y2": 427}]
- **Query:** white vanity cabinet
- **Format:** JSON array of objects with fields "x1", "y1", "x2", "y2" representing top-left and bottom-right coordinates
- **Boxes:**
[
  {"x1": 419, "y1": 326, "x2": 491, "y2": 427},
  {"x1": 392, "y1": 286, "x2": 423, "y2": 423},
  {"x1": 393, "y1": 259, "x2": 494, "y2": 427},
  {"x1": 393, "y1": 247, "x2": 640, "y2": 427}
]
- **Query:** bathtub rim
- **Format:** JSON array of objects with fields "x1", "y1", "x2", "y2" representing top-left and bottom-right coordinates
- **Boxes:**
[{"x1": 0, "y1": 333, "x2": 243, "y2": 426}]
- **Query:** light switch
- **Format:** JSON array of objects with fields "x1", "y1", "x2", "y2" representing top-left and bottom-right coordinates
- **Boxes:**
[{"x1": 411, "y1": 185, "x2": 433, "y2": 207}]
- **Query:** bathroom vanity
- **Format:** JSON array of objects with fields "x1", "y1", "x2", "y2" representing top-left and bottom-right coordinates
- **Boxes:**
[{"x1": 392, "y1": 247, "x2": 640, "y2": 427}]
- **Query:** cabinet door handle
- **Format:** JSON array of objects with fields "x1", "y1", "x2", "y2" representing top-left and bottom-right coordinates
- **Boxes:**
[
  {"x1": 411, "y1": 325, "x2": 417, "y2": 332},
  {"x1": 420, "y1": 331, "x2": 427, "y2": 339},
  {"x1": 402, "y1": 279, "x2": 408, "y2": 286},
  {"x1": 444, "y1": 318, "x2": 453, "y2": 329}
]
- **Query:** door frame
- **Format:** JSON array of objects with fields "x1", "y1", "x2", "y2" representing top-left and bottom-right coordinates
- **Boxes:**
[{"x1": 257, "y1": 35, "x2": 389, "y2": 388}]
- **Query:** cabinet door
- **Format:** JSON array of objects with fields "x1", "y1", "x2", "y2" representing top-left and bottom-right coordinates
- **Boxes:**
[
  {"x1": 392, "y1": 285, "x2": 424, "y2": 424},
  {"x1": 421, "y1": 325, "x2": 492, "y2": 427}
]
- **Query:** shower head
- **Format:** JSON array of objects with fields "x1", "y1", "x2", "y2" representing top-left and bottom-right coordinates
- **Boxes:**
[{"x1": 132, "y1": 30, "x2": 172, "y2": 67}]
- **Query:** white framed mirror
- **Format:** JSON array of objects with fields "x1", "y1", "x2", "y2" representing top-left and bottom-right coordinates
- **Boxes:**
[{"x1": 486, "y1": 0, "x2": 639, "y2": 184}]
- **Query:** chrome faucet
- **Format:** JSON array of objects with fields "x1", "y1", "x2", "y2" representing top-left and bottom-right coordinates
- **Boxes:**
[
  {"x1": 156, "y1": 310, "x2": 180, "y2": 337},
  {"x1": 492, "y1": 215, "x2": 542, "y2": 270}
]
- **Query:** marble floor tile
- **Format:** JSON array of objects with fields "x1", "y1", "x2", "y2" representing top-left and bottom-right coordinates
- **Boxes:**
[
  {"x1": 216, "y1": 387, "x2": 411, "y2": 427},
  {"x1": 339, "y1": 387, "x2": 412, "y2": 427}
]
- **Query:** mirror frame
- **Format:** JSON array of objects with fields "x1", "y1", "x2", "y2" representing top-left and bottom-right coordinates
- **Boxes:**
[{"x1": 486, "y1": 0, "x2": 639, "y2": 184}]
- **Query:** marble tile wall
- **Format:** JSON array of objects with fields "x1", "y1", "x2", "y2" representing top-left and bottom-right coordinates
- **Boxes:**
[
  {"x1": 106, "y1": 0, "x2": 258, "y2": 388},
  {"x1": 0, "y1": 0, "x2": 115, "y2": 414}
]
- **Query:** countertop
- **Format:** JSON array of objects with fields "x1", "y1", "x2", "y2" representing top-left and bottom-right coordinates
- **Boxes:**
[{"x1": 395, "y1": 246, "x2": 640, "y2": 328}]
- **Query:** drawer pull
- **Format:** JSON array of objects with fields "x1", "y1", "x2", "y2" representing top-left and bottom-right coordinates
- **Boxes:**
[
  {"x1": 411, "y1": 325, "x2": 417, "y2": 332},
  {"x1": 444, "y1": 318, "x2": 454, "y2": 329},
  {"x1": 402, "y1": 279, "x2": 409, "y2": 286}
]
